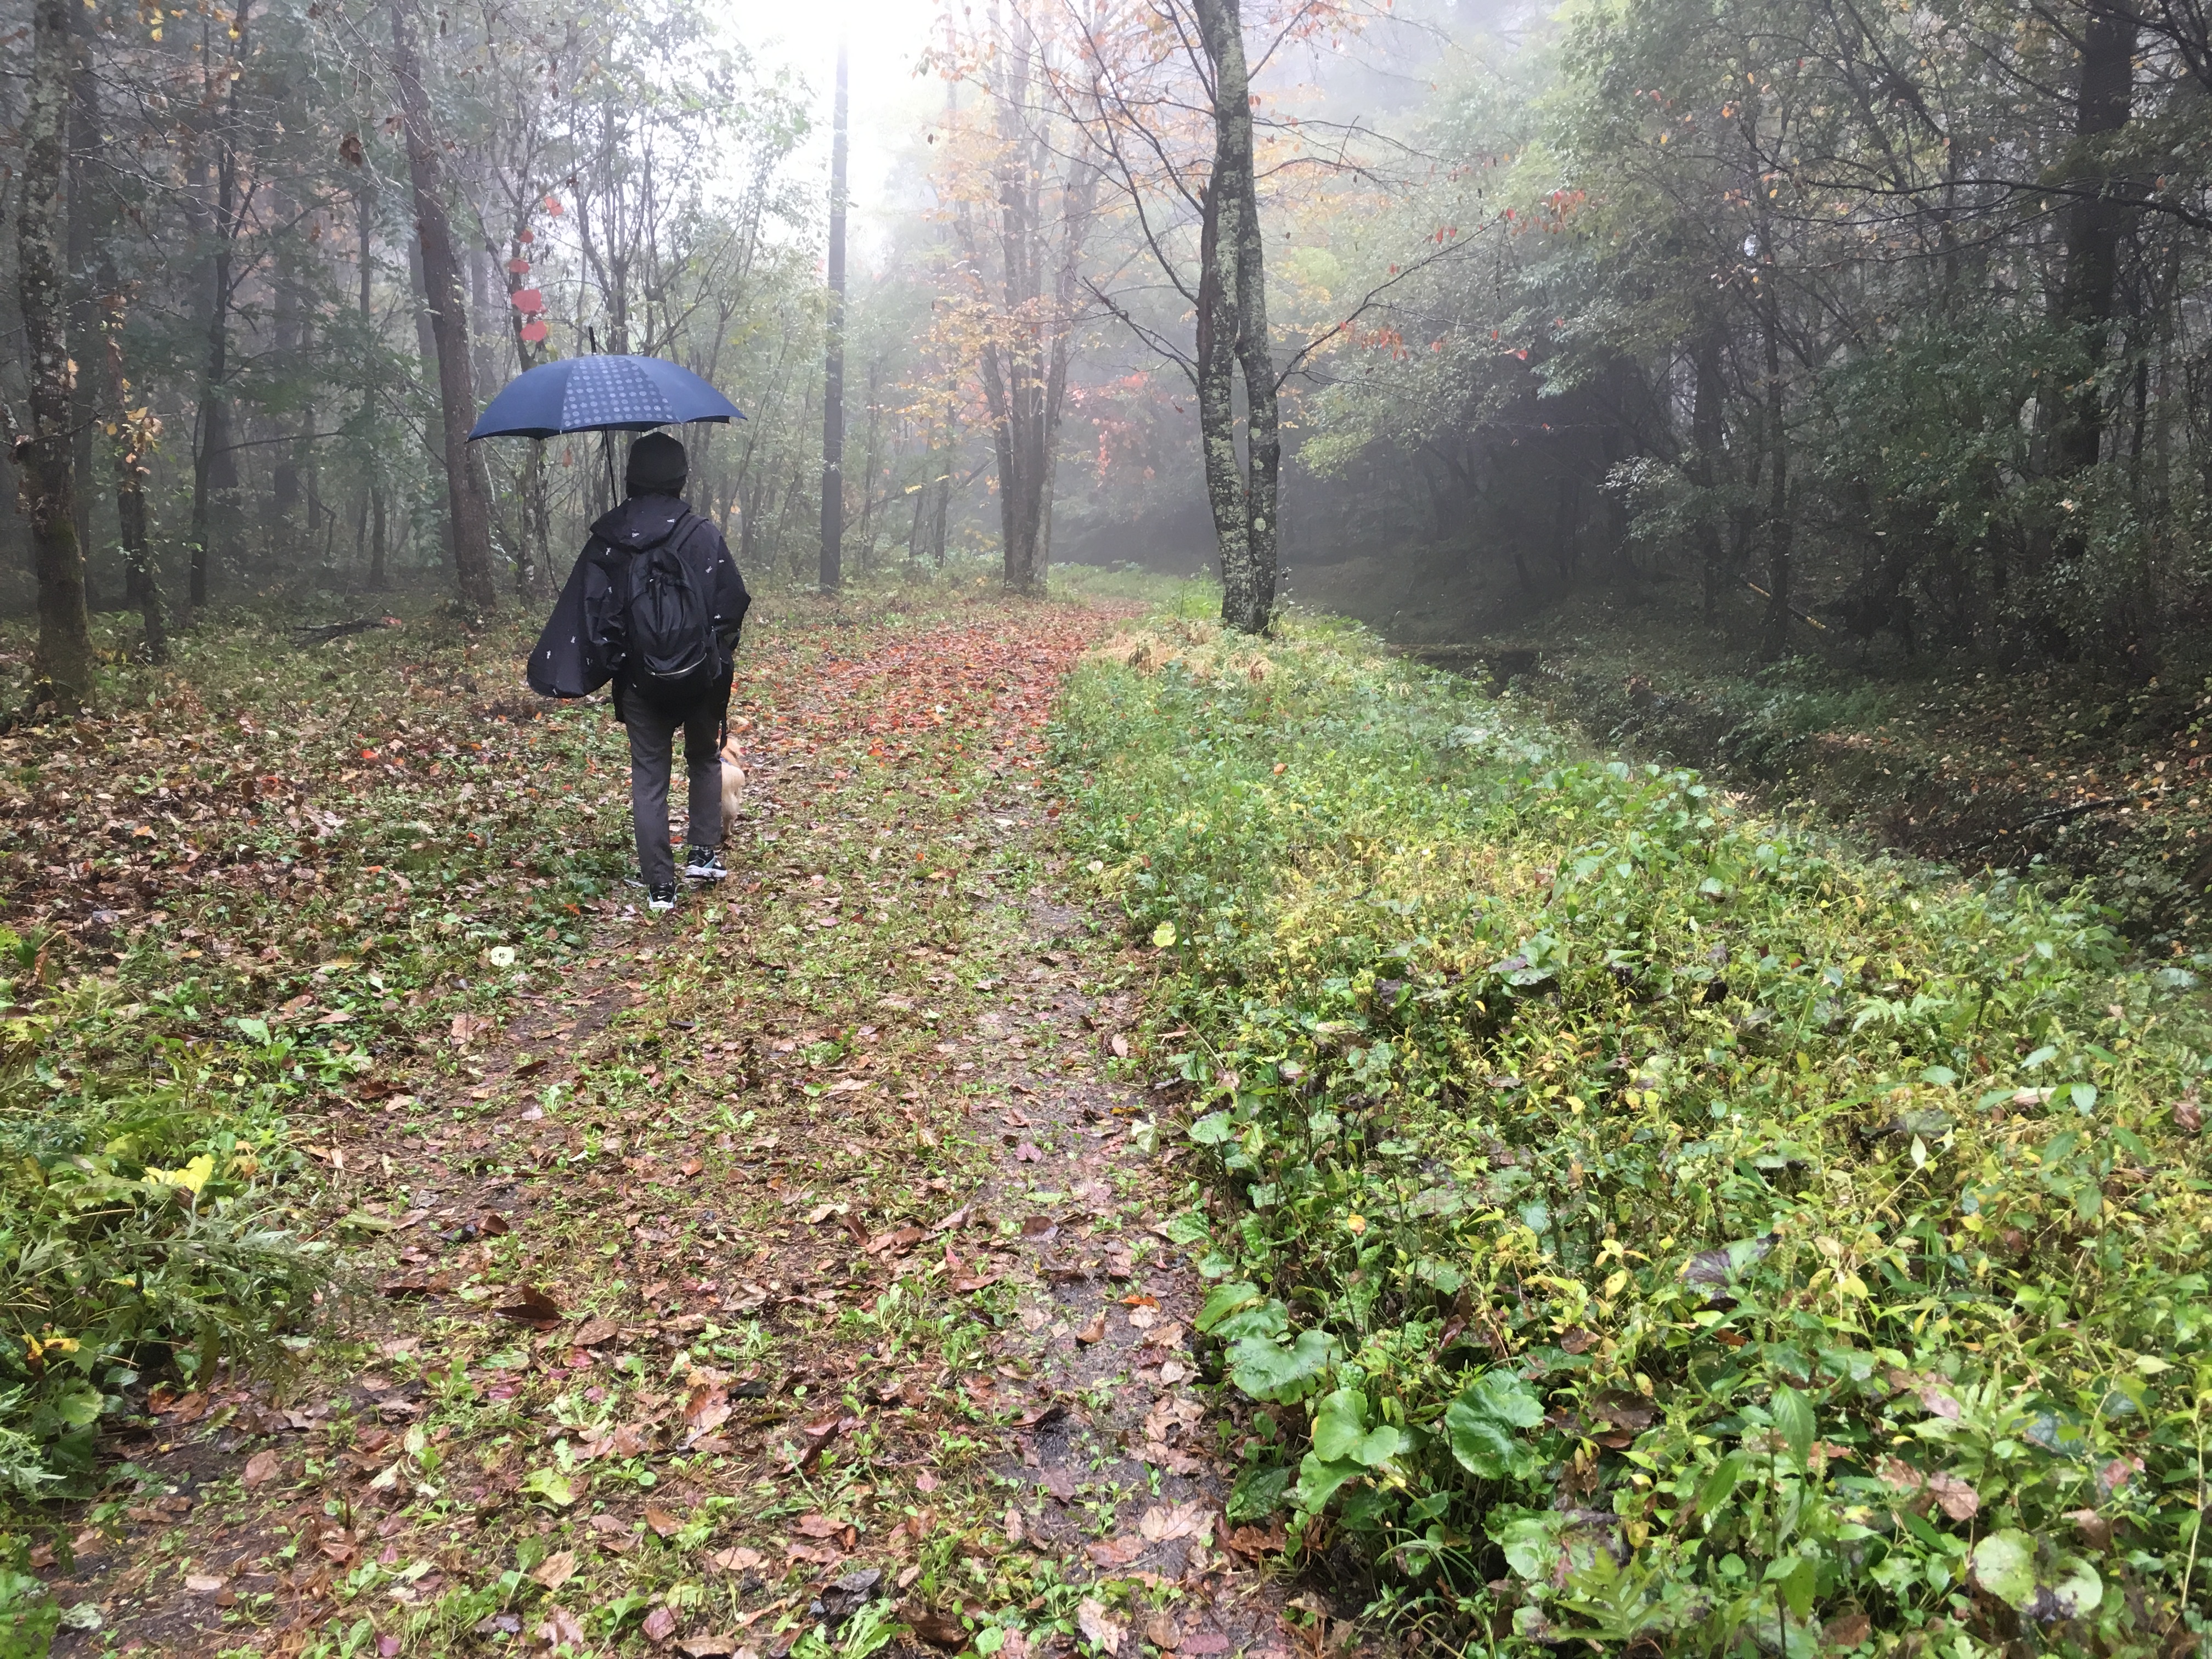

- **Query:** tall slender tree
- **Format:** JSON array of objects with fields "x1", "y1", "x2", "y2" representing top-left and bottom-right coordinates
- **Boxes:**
[
  {"x1": 10, "y1": 0, "x2": 96, "y2": 708},
  {"x1": 391, "y1": 0, "x2": 498, "y2": 615},
  {"x1": 821, "y1": 39, "x2": 850, "y2": 594}
]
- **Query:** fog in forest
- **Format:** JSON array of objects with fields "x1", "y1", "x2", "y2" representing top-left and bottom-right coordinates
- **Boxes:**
[{"x1": 5, "y1": 0, "x2": 2208, "y2": 695}]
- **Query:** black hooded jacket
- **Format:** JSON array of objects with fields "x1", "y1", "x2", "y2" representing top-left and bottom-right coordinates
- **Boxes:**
[{"x1": 527, "y1": 495, "x2": 751, "y2": 705}]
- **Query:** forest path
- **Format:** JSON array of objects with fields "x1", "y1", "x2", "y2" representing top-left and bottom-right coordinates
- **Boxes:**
[{"x1": 46, "y1": 598, "x2": 1303, "y2": 1659}]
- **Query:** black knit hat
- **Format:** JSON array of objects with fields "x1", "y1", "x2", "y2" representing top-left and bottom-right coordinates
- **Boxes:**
[{"x1": 625, "y1": 431, "x2": 689, "y2": 497}]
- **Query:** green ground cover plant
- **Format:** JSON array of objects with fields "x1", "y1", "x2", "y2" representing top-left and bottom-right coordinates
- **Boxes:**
[{"x1": 1056, "y1": 608, "x2": 2212, "y2": 1655}]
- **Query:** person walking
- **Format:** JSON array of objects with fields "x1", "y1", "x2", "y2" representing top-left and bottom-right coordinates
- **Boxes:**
[{"x1": 527, "y1": 431, "x2": 751, "y2": 911}]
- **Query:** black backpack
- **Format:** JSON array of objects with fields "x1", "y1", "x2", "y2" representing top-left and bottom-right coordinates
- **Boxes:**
[{"x1": 623, "y1": 520, "x2": 720, "y2": 698}]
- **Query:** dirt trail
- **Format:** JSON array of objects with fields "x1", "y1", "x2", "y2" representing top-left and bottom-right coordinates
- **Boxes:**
[{"x1": 38, "y1": 603, "x2": 1303, "y2": 1659}]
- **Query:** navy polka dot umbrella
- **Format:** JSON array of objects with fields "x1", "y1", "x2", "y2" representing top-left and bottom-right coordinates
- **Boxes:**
[{"x1": 468, "y1": 354, "x2": 745, "y2": 439}]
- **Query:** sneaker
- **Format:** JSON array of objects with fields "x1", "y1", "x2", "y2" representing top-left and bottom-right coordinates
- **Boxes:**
[
  {"x1": 684, "y1": 848, "x2": 729, "y2": 882},
  {"x1": 647, "y1": 883, "x2": 678, "y2": 912}
]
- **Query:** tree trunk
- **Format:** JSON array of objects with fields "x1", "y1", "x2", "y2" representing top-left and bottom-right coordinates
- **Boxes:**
[
  {"x1": 2051, "y1": 3, "x2": 2137, "y2": 477},
  {"x1": 1691, "y1": 317, "x2": 1728, "y2": 617},
  {"x1": 391, "y1": 0, "x2": 497, "y2": 615},
  {"x1": 520, "y1": 440, "x2": 548, "y2": 599},
  {"x1": 1759, "y1": 222, "x2": 1793, "y2": 661},
  {"x1": 105, "y1": 321, "x2": 167, "y2": 664},
  {"x1": 1220, "y1": 2, "x2": 1278, "y2": 633},
  {"x1": 1194, "y1": 0, "x2": 1277, "y2": 636},
  {"x1": 100, "y1": 276, "x2": 166, "y2": 663},
  {"x1": 1193, "y1": 162, "x2": 1249, "y2": 627},
  {"x1": 66, "y1": 10, "x2": 98, "y2": 588},
  {"x1": 820, "y1": 38, "x2": 849, "y2": 594},
  {"x1": 187, "y1": 0, "x2": 251, "y2": 616},
  {"x1": 13, "y1": 0, "x2": 95, "y2": 707}
]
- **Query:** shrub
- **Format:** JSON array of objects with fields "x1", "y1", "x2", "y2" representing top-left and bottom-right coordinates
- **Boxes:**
[{"x1": 0, "y1": 933, "x2": 328, "y2": 1493}]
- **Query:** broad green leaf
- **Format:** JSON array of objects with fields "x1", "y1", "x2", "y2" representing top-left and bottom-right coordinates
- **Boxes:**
[
  {"x1": 1771, "y1": 1385, "x2": 1815, "y2": 1464},
  {"x1": 522, "y1": 1467, "x2": 579, "y2": 1508},
  {"x1": 1228, "y1": 1329, "x2": 1337, "y2": 1403},
  {"x1": 1311, "y1": 1389, "x2": 1406, "y2": 1468},
  {"x1": 1289, "y1": 1452, "x2": 1364, "y2": 1512},
  {"x1": 1196, "y1": 1281, "x2": 1288, "y2": 1341},
  {"x1": 1971, "y1": 1530, "x2": 2102, "y2": 1620},
  {"x1": 1187, "y1": 1111, "x2": 1235, "y2": 1147},
  {"x1": 1696, "y1": 1452, "x2": 1746, "y2": 1516},
  {"x1": 1194, "y1": 1282, "x2": 1264, "y2": 1334},
  {"x1": 1488, "y1": 1510, "x2": 1570, "y2": 1580},
  {"x1": 1227, "y1": 1463, "x2": 1291, "y2": 1522},
  {"x1": 43, "y1": 1382, "x2": 101, "y2": 1430},
  {"x1": 1444, "y1": 1369, "x2": 1545, "y2": 1480}
]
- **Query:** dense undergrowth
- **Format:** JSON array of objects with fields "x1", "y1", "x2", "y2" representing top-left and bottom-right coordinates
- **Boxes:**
[
  {"x1": 1489, "y1": 588, "x2": 2212, "y2": 950},
  {"x1": 1057, "y1": 603, "x2": 2212, "y2": 1656}
]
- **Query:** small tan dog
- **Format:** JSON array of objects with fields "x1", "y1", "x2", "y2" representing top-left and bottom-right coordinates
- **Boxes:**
[{"x1": 718, "y1": 715, "x2": 752, "y2": 827}]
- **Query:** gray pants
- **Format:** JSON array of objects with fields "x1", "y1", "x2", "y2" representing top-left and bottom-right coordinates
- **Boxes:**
[{"x1": 624, "y1": 688, "x2": 724, "y2": 889}]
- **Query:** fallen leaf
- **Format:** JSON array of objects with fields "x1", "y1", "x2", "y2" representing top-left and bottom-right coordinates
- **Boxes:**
[
  {"x1": 1014, "y1": 1141, "x2": 1043, "y2": 1162},
  {"x1": 1222, "y1": 1520, "x2": 1286, "y2": 1560},
  {"x1": 1925, "y1": 1471, "x2": 1979, "y2": 1521},
  {"x1": 645, "y1": 1506, "x2": 684, "y2": 1537},
  {"x1": 1005, "y1": 1505, "x2": 1025, "y2": 1545},
  {"x1": 793, "y1": 1514, "x2": 845, "y2": 1540},
  {"x1": 242, "y1": 1449, "x2": 284, "y2": 1486},
  {"x1": 904, "y1": 1604, "x2": 968, "y2": 1649},
  {"x1": 532, "y1": 1549, "x2": 577, "y2": 1592},
  {"x1": 1075, "y1": 1313, "x2": 1106, "y2": 1344},
  {"x1": 1138, "y1": 1501, "x2": 1211, "y2": 1543},
  {"x1": 1077, "y1": 1596, "x2": 1128, "y2": 1656},
  {"x1": 643, "y1": 1605, "x2": 679, "y2": 1645},
  {"x1": 1085, "y1": 1535, "x2": 1146, "y2": 1568},
  {"x1": 707, "y1": 1546, "x2": 764, "y2": 1573},
  {"x1": 1142, "y1": 1610, "x2": 1179, "y2": 1651},
  {"x1": 678, "y1": 1639, "x2": 739, "y2": 1658},
  {"x1": 185, "y1": 1573, "x2": 225, "y2": 1594},
  {"x1": 535, "y1": 1609, "x2": 585, "y2": 1648},
  {"x1": 573, "y1": 1316, "x2": 621, "y2": 1348},
  {"x1": 451, "y1": 1012, "x2": 492, "y2": 1045},
  {"x1": 495, "y1": 1285, "x2": 562, "y2": 1327},
  {"x1": 1822, "y1": 1612, "x2": 1872, "y2": 1651},
  {"x1": 2066, "y1": 1508, "x2": 2113, "y2": 1549}
]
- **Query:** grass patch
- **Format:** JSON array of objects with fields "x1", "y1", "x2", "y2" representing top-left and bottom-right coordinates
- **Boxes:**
[{"x1": 1057, "y1": 612, "x2": 2212, "y2": 1654}]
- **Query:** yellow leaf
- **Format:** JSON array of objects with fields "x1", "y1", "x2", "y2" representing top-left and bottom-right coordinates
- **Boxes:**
[{"x1": 145, "y1": 1153, "x2": 215, "y2": 1195}]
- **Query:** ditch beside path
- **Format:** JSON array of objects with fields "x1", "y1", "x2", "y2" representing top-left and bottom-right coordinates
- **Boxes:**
[{"x1": 41, "y1": 603, "x2": 1317, "y2": 1659}]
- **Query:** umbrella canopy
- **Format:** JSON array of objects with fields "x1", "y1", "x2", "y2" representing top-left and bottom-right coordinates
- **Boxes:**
[{"x1": 469, "y1": 354, "x2": 745, "y2": 441}]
